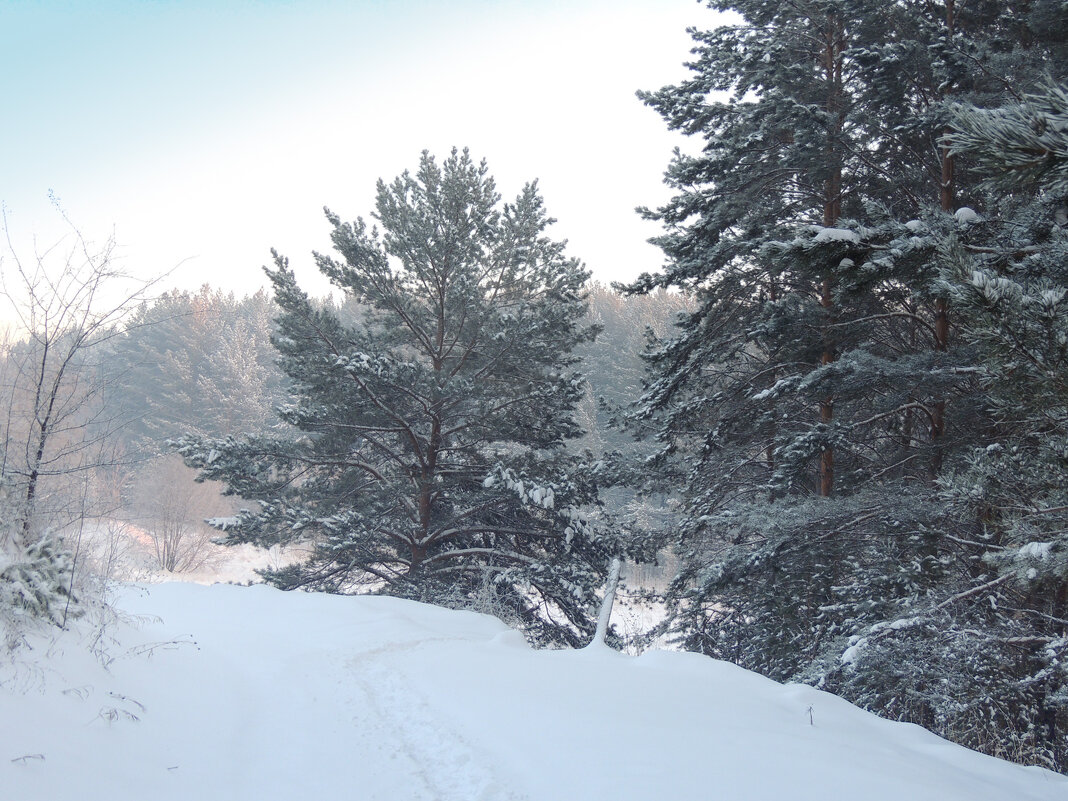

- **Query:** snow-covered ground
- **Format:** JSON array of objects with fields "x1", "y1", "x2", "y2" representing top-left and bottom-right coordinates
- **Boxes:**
[{"x1": 2, "y1": 582, "x2": 1066, "y2": 800}]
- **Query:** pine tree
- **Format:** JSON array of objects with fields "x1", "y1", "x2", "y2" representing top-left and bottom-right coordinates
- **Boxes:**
[
  {"x1": 627, "y1": 0, "x2": 1068, "y2": 767},
  {"x1": 624, "y1": 0, "x2": 911, "y2": 668},
  {"x1": 947, "y1": 81, "x2": 1068, "y2": 195},
  {"x1": 905, "y1": 80, "x2": 1068, "y2": 767},
  {"x1": 178, "y1": 149, "x2": 614, "y2": 646},
  {"x1": 817, "y1": 66, "x2": 1068, "y2": 770}
]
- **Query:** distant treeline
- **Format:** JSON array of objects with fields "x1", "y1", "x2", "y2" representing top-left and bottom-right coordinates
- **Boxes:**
[{"x1": 99, "y1": 282, "x2": 690, "y2": 459}]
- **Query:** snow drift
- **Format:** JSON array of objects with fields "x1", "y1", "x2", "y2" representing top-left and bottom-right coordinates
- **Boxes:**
[{"x1": 2, "y1": 582, "x2": 1066, "y2": 800}]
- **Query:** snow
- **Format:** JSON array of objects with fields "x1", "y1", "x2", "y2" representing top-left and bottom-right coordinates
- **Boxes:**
[
  {"x1": 1040, "y1": 287, "x2": 1067, "y2": 307},
  {"x1": 810, "y1": 226, "x2": 860, "y2": 244},
  {"x1": 840, "y1": 636, "x2": 867, "y2": 666},
  {"x1": 205, "y1": 516, "x2": 240, "y2": 530},
  {"x1": 876, "y1": 616, "x2": 924, "y2": 632},
  {"x1": 3, "y1": 582, "x2": 1067, "y2": 801},
  {"x1": 838, "y1": 619, "x2": 924, "y2": 667},
  {"x1": 955, "y1": 206, "x2": 980, "y2": 224},
  {"x1": 1018, "y1": 542, "x2": 1053, "y2": 561}
]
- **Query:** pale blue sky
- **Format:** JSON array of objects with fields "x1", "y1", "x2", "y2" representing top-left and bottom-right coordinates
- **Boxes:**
[{"x1": 1, "y1": 1, "x2": 720, "y2": 299}]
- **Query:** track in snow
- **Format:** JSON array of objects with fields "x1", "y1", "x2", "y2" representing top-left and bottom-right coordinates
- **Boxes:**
[{"x1": 347, "y1": 638, "x2": 528, "y2": 801}]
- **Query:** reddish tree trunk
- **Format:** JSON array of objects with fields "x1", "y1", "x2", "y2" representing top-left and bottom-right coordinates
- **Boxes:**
[
  {"x1": 818, "y1": 15, "x2": 844, "y2": 498},
  {"x1": 930, "y1": 0, "x2": 955, "y2": 477}
]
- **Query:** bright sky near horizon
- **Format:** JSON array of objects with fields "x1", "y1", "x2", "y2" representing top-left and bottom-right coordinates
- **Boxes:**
[{"x1": 1, "y1": 1, "x2": 722, "y2": 304}]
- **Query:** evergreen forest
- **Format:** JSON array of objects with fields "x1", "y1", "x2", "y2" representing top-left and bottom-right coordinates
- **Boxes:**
[{"x1": 1, "y1": 0, "x2": 1067, "y2": 773}]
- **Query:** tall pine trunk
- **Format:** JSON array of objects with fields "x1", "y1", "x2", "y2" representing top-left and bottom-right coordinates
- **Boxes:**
[
  {"x1": 766, "y1": 277, "x2": 778, "y2": 478},
  {"x1": 929, "y1": 1, "x2": 956, "y2": 478},
  {"x1": 819, "y1": 13, "x2": 845, "y2": 498}
]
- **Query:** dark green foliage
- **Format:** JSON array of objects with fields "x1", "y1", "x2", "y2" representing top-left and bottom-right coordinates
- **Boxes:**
[
  {"x1": 0, "y1": 535, "x2": 80, "y2": 626},
  {"x1": 178, "y1": 150, "x2": 615, "y2": 646},
  {"x1": 946, "y1": 81, "x2": 1068, "y2": 195},
  {"x1": 628, "y1": 0, "x2": 1068, "y2": 769},
  {"x1": 0, "y1": 463, "x2": 79, "y2": 628}
]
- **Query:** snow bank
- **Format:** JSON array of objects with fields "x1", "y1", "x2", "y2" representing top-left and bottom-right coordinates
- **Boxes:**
[{"x1": 2, "y1": 582, "x2": 1065, "y2": 800}]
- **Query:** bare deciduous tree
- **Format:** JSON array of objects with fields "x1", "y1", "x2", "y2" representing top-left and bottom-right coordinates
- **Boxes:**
[
  {"x1": 0, "y1": 210, "x2": 160, "y2": 625},
  {"x1": 131, "y1": 454, "x2": 233, "y2": 574}
]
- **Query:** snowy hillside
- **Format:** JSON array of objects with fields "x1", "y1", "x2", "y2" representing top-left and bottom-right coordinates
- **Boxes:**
[{"x1": 2, "y1": 582, "x2": 1066, "y2": 801}]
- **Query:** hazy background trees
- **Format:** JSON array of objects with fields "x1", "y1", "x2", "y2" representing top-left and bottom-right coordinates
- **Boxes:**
[
  {"x1": 575, "y1": 283, "x2": 692, "y2": 456},
  {"x1": 129, "y1": 454, "x2": 234, "y2": 574},
  {"x1": 103, "y1": 285, "x2": 284, "y2": 451}
]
